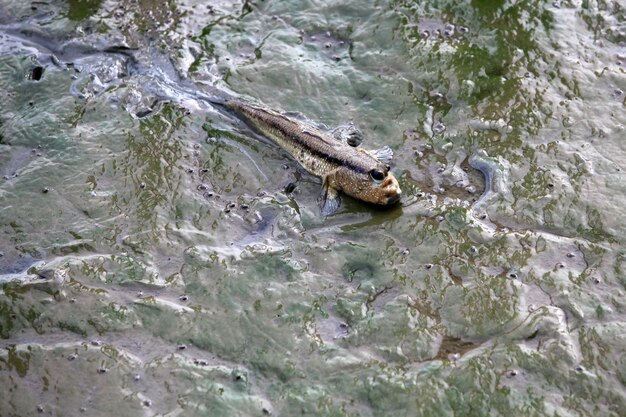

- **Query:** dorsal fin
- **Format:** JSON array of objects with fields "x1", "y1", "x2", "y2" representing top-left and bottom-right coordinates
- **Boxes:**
[
  {"x1": 282, "y1": 111, "x2": 330, "y2": 130},
  {"x1": 275, "y1": 113, "x2": 338, "y2": 147},
  {"x1": 332, "y1": 123, "x2": 364, "y2": 147},
  {"x1": 362, "y1": 146, "x2": 393, "y2": 164}
]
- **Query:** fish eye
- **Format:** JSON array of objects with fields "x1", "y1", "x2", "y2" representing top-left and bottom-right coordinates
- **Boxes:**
[{"x1": 369, "y1": 169, "x2": 385, "y2": 182}]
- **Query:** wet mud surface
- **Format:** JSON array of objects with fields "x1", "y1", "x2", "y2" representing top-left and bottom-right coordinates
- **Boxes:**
[{"x1": 1, "y1": 1, "x2": 626, "y2": 416}]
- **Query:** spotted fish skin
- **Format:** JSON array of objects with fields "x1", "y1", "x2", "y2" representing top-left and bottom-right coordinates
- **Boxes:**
[{"x1": 223, "y1": 99, "x2": 402, "y2": 215}]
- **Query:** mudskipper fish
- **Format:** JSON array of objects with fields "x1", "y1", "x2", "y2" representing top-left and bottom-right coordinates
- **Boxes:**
[{"x1": 219, "y1": 99, "x2": 402, "y2": 215}]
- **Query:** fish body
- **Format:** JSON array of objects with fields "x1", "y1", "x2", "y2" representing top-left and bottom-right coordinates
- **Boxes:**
[{"x1": 223, "y1": 99, "x2": 401, "y2": 215}]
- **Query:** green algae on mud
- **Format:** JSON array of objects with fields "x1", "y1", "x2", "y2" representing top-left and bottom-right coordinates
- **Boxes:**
[{"x1": 2, "y1": 0, "x2": 626, "y2": 416}]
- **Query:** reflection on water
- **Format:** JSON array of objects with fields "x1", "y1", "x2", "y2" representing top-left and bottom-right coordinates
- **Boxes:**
[{"x1": 2, "y1": 0, "x2": 626, "y2": 416}]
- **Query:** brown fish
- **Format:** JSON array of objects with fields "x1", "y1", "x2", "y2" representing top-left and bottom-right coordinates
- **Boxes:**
[{"x1": 222, "y1": 99, "x2": 402, "y2": 215}]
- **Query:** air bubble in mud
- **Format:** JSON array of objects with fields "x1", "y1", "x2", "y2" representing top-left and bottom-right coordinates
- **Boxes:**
[
  {"x1": 433, "y1": 122, "x2": 446, "y2": 134},
  {"x1": 562, "y1": 116, "x2": 575, "y2": 127}
]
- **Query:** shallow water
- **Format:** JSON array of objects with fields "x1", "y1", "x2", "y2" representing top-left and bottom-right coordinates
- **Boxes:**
[{"x1": 1, "y1": 0, "x2": 626, "y2": 416}]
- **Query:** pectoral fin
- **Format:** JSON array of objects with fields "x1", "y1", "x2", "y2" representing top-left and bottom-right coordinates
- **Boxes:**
[{"x1": 318, "y1": 178, "x2": 341, "y2": 216}]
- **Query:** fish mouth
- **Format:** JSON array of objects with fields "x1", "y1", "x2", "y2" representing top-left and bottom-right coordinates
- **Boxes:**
[{"x1": 386, "y1": 193, "x2": 402, "y2": 205}]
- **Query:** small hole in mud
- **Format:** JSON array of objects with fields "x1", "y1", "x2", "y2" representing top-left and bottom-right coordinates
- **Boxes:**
[
  {"x1": 284, "y1": 182, "x2": 296, "y2": 194},
  {"x1": 28, "y1": 66, "x2": 44, "y2": 81}
]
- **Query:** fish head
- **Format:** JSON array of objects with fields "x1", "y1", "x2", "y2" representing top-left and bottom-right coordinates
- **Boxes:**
[{"x1": 334, "y1": 162, "x2": 402, "y2": 206}]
